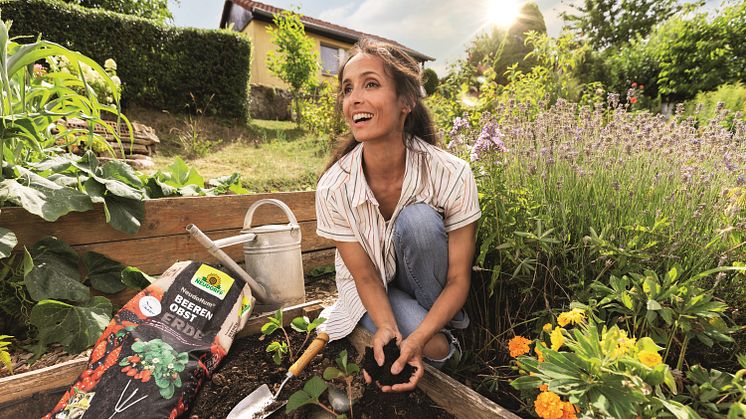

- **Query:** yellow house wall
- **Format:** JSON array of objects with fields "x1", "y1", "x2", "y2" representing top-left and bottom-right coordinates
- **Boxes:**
[{"x1": 242, "y1": 20, "x2": 355, "y2": 88}]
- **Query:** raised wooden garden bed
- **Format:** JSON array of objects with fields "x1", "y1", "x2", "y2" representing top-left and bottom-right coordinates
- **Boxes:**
[
  {"x1": 1, "y1": 190, "x2": 518, "y2": 418},
  {"x1": 4, "y1": 190, "x2": 335, "y2": 305}
]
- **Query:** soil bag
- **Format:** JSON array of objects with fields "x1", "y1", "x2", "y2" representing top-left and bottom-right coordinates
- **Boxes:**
[{"x1": 44, "y1": 261, "x2": 254, "y2": 419}]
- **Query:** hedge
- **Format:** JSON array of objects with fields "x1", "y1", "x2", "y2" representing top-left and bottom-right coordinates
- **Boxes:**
[{"x1": 1, "y1": 0, "x2": 252, "y2": 120}]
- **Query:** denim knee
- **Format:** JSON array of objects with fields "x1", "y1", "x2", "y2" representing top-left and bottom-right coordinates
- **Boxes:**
[{"x1": 394, "y1": 203, "x2": 447, "y2": 252}]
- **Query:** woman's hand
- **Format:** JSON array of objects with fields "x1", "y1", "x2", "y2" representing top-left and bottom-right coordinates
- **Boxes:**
[
  {"x1": 363, "y1": 333, "x2": 425, "y2": 392},
  {"x1": 371, "y1": 325, "x2": 402, "y2": 368},
  {"x1": 387, "y1": 335, "x2": 425, "y2": 392}
]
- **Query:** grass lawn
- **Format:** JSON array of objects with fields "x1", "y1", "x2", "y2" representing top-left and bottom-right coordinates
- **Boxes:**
[{"x1": 126, "y1": 106, "x2": 331, "y2": 192}]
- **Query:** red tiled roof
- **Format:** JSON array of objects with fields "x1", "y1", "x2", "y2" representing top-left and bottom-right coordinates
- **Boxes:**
[{"x1": 226, "y1": 0, "x2": 434, "y2": 62}]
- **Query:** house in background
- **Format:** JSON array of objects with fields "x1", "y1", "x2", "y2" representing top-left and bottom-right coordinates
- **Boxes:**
[{"x1": 219, "y1": 0, "x2": 433, "y2": 120}]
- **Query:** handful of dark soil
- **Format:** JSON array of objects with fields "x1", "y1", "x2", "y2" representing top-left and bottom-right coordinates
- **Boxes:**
[{"x1": 363, "y1": 339, "x2": 416, "y2": 386}]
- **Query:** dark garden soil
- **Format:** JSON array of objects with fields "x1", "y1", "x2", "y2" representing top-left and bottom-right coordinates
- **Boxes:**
[{"x1": 188, "y1": 331, "x2": 454, "y2": 419}]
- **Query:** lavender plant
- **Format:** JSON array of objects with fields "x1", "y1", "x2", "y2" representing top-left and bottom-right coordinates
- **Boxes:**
[{"x1": 446, "y1": 98, "x2": 746, "y2": 369}]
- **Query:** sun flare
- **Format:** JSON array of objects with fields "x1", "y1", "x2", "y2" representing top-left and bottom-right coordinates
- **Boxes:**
[{"x1": 488, "y1": 0, "x2": 521, "y2": 28}]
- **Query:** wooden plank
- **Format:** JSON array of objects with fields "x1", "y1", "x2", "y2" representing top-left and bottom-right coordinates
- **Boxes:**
[
  {"x1": 74, "y1": 221, "x2": 334, "y2": 275},
  {"x1": 347, "y1": 327, "x2": 519, "y2": 419},
  {"x1": 0, "y1": 388, "x2": 64, "y2": 419},
  {"x1": 0, "y1": 358, "x2": 87, "y2": 406},
  {"x1": 4, "y1": 191, "x2": 318, "y2": 247}
]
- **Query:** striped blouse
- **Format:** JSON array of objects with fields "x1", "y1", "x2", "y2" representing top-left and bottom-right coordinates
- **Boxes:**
[{"x1": 314, "y1": 136, "x2": 481, "y2": 341}]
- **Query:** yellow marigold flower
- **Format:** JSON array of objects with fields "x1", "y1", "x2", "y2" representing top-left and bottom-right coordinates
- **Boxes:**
[
  {"x1": 557, "y1": 308, "x2": 586, "y2": 327},
  {"x1": 508, "y1": 335, "x2": 532, "y2": 358},
  {"x1": 538, "y1": 383, "x2": 549, "y2": 392},
  {"x1": 535, "y1": 343, "x2": 545, "y2": 362},
  {"x1": 638, "y1": 350, "x2": 663, "y2": 367},
  {"x1": 602, "y1": 328, "x2": 637, "y2": 358},
  {"x1": 559, "y1": 401, "x2": 579, "y2": 419},
  {"x1": 550, "y1": 327, "x2": 565, "y2": 351},
  {"x1": 534, "y1": 391, "x2": 564, "y2": 419},
  {"x1": 543, "y1": 323, "x2": 553, "y2": 332}
]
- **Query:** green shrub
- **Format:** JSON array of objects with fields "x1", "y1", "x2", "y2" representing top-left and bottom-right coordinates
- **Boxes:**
[
  {"x1": 299, "y1": 81, "x2": 345, "y2": 149},
  {"x1": 685, "y1": 82, "x2": 746, "y2": 128},
  {"x1": 1, "y1": 0, "x2": 252, "y2": 120}
]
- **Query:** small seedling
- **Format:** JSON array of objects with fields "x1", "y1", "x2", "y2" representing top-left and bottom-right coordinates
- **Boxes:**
[
  {"x1": 290, "y1": 315, "x2": 326, "y2": 350},
  {"x1": 260, "y1": 309, "x2": 294, "y2": 364},
  {"x1": 323, "y1": 350, "x2": 359, "y2": 418},
  {"x1": 285, "y1": 376, "x2": 347, "y2": 418},
  {"x1": 0, "y1": 335, "x2": 13, "y2": 374}
]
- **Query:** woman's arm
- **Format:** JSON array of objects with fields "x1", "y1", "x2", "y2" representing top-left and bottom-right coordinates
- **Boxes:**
[
  {"x1": 390, "y1": 221, "x2": 477, "y2": 391},
  {"x1": 335, "y1": 240, "x2": 402, "y2": 367}
]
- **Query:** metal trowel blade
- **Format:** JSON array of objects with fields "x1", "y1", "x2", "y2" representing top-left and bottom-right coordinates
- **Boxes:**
[{"x1": 226, "y1": 384, "x2": 286, "y2": 419}]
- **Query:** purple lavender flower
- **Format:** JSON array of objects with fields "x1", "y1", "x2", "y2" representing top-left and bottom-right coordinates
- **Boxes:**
[
  {"x1": 470, "y1": 121, "x2": 508, "y2": 161},
  {"x1": 448, "y1": 116, "x2": 470, "y2": 150},
  {"x1": 724, "y1": 152, "x2": 737, "y2": 172}
]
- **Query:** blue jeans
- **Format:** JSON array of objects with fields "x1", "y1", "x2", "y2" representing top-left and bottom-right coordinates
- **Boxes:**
[{"x1": 359, "y1": 203, "x2": 469, "y2": 366}]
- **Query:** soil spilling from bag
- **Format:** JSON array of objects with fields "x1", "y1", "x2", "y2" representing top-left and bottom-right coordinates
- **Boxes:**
[
  {"x1": 188, "y1": 331, "x2": 453, "y2": 418},
  {"x1": 362, "y1": 339, "x2": 416, "y2": 386}
]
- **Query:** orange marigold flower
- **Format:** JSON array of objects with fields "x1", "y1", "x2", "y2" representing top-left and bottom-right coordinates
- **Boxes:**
[
  {"x1": 534, "y1": 391, "x2": 563, "y2": 419},
  {"x1": 535, "y1": 343, "x2": 545, "y2": 362},
  {"x1": 508, "y1": 336, "x2": 532, "y2": 358},
  {"x1": 538, "y1": 383, "x2": 549, "y2": 392},
  {"x1": 560, "y1": 401, "x2": 579, "y2": 419}
]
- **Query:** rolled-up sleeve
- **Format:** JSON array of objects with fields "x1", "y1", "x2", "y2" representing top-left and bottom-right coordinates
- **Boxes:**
[
  {"x1": 315, "y1": 188, "x2": 357, "y2": 242},
  {"x1": 443, "y1": 163, "x2": 481, "y2": 232}
]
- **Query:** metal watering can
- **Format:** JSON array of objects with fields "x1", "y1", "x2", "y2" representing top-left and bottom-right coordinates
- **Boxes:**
[{"x1": 186, "y1": 198, "x2": 305, "y2": 312}]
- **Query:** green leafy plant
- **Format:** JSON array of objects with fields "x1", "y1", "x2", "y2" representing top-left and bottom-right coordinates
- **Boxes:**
[
  {"x1": 323, "y1": 350, "x2": 359, "y2": 418},
  {"x1": 266, "y1": 8, "x2": 319, "y2": 124},
  {"x1": 0, "y1": 334, "x2": 13, "y2": 374},
  {"x1": 588, "y1": 265, "x2": 744, "y2": 370},
  {"x1": 0, "y1": 236, "x2": 147, "y2": 357},
  {"x1": 121, "y1": 338, "x2": 188, "y2": 399},
  {"x1": 144, "y1": 157, "x2": 247, "y2": 198},
  {"x1": 261, "y1": 309, "x2": 293, "y2": 364},
  {"x1": 290, "y1": 315, "x2": 326, "y2": 351},
  {"x1": 285, "y1": 376, "x2": 340, "y2": 417},
  {"x1": 676, "y1": 354, "x2": 746, "y2": 417},
  {"x1": 511, "y1": 319, "x2": 696, "y2": 418},
  {"x1": 169, "y1": 94, "x2": 221, "y2": 158}
]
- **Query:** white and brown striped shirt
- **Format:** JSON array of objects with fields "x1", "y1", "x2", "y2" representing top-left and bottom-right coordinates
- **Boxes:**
[{"x1": 315, "y1": 136, "x2": 481, "y2": 341}]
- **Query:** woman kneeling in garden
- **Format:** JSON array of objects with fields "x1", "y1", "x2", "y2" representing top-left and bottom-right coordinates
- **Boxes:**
[{"x1": 315, "y1": 38, "x2": 481, "y2": 392}]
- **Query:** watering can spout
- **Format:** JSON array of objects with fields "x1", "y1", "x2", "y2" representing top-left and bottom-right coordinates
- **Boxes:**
[{"x1": 186, "y1": 224, "x2": 271, "y2": 302}]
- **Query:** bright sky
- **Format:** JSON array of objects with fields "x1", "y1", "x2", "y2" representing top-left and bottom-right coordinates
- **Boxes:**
[{"x1": 168, "y1": 0, "x2": 719, "y2": 76}]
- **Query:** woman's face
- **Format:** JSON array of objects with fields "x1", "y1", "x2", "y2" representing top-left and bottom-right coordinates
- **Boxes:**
[{"x1": 341, "y1": 54, "x2": 410, "y2": 143}]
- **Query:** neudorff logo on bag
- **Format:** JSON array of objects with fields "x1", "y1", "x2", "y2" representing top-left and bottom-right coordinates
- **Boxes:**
[{"x1": 191, "y1": 264, "x2": 235, "y2": 300}]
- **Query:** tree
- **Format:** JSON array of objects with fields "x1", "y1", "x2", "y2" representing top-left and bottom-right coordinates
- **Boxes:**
[
  {"x1": 466, "y1": 2, "x2": 546, "y2": 85},
  {"x1": 562, "y1": 0, "x2": 682, "y2": 49},
  {"x1": 266, "y1": 9, "x2": 319, "y2": 124},
  {"x1": 59, "y1": 0, "x2": 174, "y2": 22}
]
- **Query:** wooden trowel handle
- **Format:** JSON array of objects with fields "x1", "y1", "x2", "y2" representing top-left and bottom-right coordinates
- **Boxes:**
[{"x1": 289, "y1": 332, "x2": 329, "y2": 377}]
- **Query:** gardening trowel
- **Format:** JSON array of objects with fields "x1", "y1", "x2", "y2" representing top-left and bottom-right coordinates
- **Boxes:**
[{"x1": 226, "y1": 332, "x2": 330, "y2": 419}]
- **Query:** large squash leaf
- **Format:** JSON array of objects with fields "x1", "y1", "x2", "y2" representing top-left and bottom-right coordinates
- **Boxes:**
[
  {"x1": 29, "y1": 296, "x2": 112, "y2": 355},
  {"x1": 83, "y1": 252, "x2": 126, "y2": 294},
  {"x1": 121, "y1": 266, "x2": 155, "y2": 289},
  {"x1": 0, "y1": 226, "x2": 17, "y2": 258},
  {"x1": 24, "y1": 237, "x2": 89, "y2": 303},
  {"x1": 0, "y1": 169, "x2": 92, "y2": 221}
]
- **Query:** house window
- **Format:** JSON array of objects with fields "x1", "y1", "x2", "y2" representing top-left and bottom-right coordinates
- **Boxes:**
[{"x1": 320, "y1": 44, "x2": 345, "y2": 75}]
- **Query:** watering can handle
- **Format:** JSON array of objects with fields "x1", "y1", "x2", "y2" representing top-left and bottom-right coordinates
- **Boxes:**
[{"x1": 243, "y1": 198, "x2": 299, "y2": 230}]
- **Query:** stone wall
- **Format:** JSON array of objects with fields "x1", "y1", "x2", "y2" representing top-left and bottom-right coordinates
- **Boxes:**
[{"x1": 249, "y1": 84, "x2": 292, "y2": 120}]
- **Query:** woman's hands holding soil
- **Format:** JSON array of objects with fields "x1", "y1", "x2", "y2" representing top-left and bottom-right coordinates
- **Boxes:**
[{"x1": 363, "y1": 329, "x2": 424, "y2": 392}]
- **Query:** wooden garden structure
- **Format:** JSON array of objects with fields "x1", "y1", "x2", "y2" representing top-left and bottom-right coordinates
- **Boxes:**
[{"x1": 0, "y1": 191, "x2": 517, "y2": 418}]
